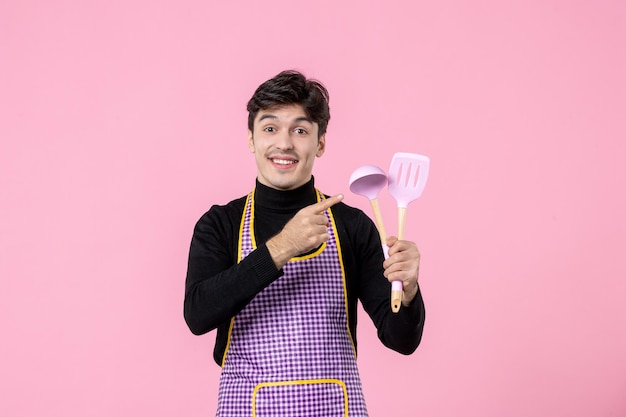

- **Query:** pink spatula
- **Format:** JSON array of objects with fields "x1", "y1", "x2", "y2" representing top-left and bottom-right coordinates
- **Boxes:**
[{"x1": 387, "y1": 152, "x2": 430, "y2": 312}]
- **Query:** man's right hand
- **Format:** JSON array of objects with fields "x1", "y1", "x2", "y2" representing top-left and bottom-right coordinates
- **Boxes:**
[{"x1": 266, "y1": 194, "x2": 344, "y2": 269}]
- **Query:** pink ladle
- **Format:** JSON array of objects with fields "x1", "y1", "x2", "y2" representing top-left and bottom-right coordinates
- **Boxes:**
[{"x1": 349, "y1": 165, "x2": 388, "y2": 248}]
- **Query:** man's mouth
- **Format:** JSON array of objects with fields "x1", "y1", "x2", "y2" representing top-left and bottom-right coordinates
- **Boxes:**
[{"x1": 270, "y1": 158, "x2": 298, "y2": 166}]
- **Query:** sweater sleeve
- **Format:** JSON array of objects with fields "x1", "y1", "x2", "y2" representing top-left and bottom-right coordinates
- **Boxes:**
[
  {"x1": 349, "y1": 207, "x2": 426, "y2": 355},
  {"x1": 183, "y1": 203, "x2": 283, "y2": 335}
]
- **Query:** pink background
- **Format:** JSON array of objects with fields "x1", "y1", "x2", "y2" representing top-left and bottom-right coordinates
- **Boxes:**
[{"x1": 1, "y1": 1, "x2": 625, "y2": 416}]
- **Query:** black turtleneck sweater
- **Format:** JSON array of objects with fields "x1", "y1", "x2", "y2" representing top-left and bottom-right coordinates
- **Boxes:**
[{"x1": 184, "y1": 178, "x2": 425, "y2": 365}]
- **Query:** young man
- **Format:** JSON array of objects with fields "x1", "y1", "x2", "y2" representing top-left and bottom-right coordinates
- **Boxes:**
[{"x1": 184, "y1": 70, "x2": 425, "y2": 417}]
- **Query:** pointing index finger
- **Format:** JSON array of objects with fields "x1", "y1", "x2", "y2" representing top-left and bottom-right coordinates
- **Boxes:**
[{"x1": 313, "y1": 194, "x2": 344, "y2": 213}]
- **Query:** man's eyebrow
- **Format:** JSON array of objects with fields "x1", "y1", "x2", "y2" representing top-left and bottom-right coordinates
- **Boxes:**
[
  {"x1": 294, "y1": 116, "x2": 313, "y2": 124},
  {"x1": 258, "y1": 114, "x2": 278, "y2": 122},
  {"x1": 257, "y1": 114, "x2": 313, "y2": 124}
]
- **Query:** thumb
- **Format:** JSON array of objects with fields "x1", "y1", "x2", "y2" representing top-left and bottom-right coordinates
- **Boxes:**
[{"x1": 386, "y1": 236, "x2": 399, "y2": 247}]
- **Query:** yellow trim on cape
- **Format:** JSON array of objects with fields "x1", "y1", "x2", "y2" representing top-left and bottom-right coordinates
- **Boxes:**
[
  {"x1": 221, "y1": 192, "x2": 252, "y2": 367},
  {"x1": 327, "y1": 202, "x2": 357, "y2": 358},
  {"x1": 252, "y1": 379, "x2": 348, "y2": 417}
]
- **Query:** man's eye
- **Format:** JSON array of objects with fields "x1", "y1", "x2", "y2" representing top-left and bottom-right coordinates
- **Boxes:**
[
  {"x1": 264, "y1": 127, "x2": 275, "y2": 132},
  {"x1": 294, "y1": 128, "x2": 307, "y2": 135}
]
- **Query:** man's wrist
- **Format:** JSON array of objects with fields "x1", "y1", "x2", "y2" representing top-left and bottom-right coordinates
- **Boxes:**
[
  {"x1": 401, "y1": 284, "x2": 419, "y2": 307},
  {"x1": 266, "y1": 235, "x2": 293, "y2": 270}
]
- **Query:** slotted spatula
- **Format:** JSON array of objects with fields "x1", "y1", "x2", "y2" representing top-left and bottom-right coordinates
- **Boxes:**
[{"x1": 387, "y1": 152, "x2": 430, "y2": 312}]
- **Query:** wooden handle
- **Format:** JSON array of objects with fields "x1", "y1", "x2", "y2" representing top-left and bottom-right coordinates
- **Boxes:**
[
  {"x1": 391, "y1": 285, "x2": 403, "y2": 313},
  {"x1": 391, "y1": 207, "x2": 408, "y2": 313},
  {"x1": 369, "y1": 199, "x2": 400, "y2": 312},
  {"x1": 369, "y1": 198, "x2": 387, "y2": 243},
  {"x1": 397, "y1": 207, "x2": 407, "y2": 240}
]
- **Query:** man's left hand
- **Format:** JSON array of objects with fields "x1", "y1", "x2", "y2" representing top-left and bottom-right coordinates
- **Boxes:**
[{"x1": 383, "y1": 236, "x2": 420, "y2": 306}]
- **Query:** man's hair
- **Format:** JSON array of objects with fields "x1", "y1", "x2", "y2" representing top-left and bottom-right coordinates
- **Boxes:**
[{"x1": 247, "y1": 70, "x2": 330, "y2": 137}]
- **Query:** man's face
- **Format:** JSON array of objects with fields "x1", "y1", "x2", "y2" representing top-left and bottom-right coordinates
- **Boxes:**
[{"x1": 248, "y1": 104, "x2": 325, "y2": 191}]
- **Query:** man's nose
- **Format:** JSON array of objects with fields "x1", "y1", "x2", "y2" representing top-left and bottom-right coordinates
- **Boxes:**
[{"x1": 274, "y1": 130, "x2": 294, "y2": 150}]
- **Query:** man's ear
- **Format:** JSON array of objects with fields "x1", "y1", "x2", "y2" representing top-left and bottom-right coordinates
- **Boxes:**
[
  {"x1": 316, "y1": 134, "x2": 326, "y2": 157},
  {"x1": 248, "y1": 130, "x2": 255, "y2": 153}
]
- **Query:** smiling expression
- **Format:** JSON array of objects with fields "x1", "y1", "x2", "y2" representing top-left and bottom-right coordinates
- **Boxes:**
[{"x1": 248, "y1": 104, "x2": 326, "y2": 191}]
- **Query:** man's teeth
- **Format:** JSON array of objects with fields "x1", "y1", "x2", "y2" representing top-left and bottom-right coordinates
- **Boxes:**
[{"x1": 272, "y1": 159, "x2": 297, "y2": 165}]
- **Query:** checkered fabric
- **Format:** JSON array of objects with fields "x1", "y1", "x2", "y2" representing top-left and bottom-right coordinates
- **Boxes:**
[{"x1": 216, "y1": 189, "x2": 368, "y2": 417}]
